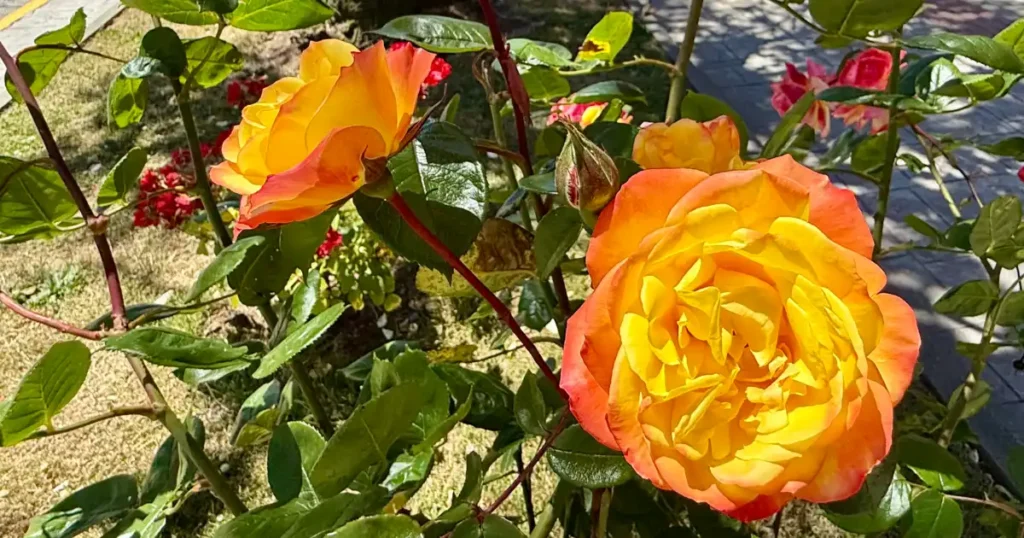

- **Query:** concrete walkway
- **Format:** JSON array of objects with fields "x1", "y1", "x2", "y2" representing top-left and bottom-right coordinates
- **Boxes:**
[
  {"x1": 630, "y1": 0, "x2": 1024, "y2": 486},
  {"x1": 0, "y1": 0, "x2": 122, "y2": 107}
]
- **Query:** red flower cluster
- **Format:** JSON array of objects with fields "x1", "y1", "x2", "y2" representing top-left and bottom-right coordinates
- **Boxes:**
[
  {"x1": 133, "y1": 168, "x2": 202, "y2": 228},
  {"x1": 170, "y1": 143, "x2": 219, "y2": 172},
  {"x1": 226, "y1": 76, "x2": 269, "y2": 109},
  {"x1": 388, "y1": 41, "x2": 451, "y2": 92},
  {"x1": 316, "y1": 228, "x2": 344, "y2": 259},
  {"x1": 771, "y1": 48, "x2": 904, "y2": 136}
]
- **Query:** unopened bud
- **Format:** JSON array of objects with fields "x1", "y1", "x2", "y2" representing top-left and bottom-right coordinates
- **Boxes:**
[{"x1": 555, "y1": 122, "x2": 619, "y2": 213}]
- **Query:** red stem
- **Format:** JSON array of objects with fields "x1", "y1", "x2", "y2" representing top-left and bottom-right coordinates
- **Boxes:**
[
  {"x1": 0, "y1": 292, "x2": 104, "y2": 340},
  {"x1": 480, "y1": 412, "x2": 568, "y2": 518},
  {"x1": 477, "y1": 0, "x2": 534, "y2": 176},
  {"x1": 388, "y1": 192, "x2": 564, "y2": 394}
]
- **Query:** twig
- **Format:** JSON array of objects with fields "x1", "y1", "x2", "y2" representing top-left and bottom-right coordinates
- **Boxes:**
[
  {"x1": 28, "y1": 406, "x2": 156, "y2": 440},
  {"x1": 474, "y1": 138, "x2": 529, "y2": 175},
  {"x1": 944, "y1": 493, "x2": 1022, "y2": 520},
  {"x1": 870, "y1": 35, "x2": 904, "y2": 260},
  {"x1": 389, "y1": 191, "x2": 565, "y2": 395},
  {"x1": 911, "y1": 129, "x2": 962, "y2": 219},
  {"x1": 912, "y1": 124, "x2": 983, "y2": 208},
  {"x1": 817, "y1": 166, "x2": 879, "y2": 185},
  {"x1": 559, "y1": 57, "x2": 679, "y2": 77},
  {"x1": 23, "y1": 44, "x2": 127, "y2": 63},
  {"x1": 479, "y1": 412, "x2": 569, "y2": 519},
  {"x1": 515, "y1": 449, "x2": 537, "y2": 531},
  {"x1": 0, "y1": 291, "x2": 104, "y2": 340},
  {"x1": 0, "y1": 40, "x2": 248, "y2": 516},
  {"x1": 664, "y1": 0, "x2": 704, "y2": 123}
]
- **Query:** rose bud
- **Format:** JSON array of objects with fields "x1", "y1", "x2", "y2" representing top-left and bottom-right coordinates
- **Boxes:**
[{"x1": 555, "y1": 122, "x2": 620, "y2": 214}]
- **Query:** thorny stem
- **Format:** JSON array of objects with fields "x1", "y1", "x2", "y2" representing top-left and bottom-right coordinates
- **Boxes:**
[
  {"x1": 530, "y1": 500, "x2": 560, "y2": 538},
  {"x1": 944, "y1": 493, "x2": 1023, "y2": 520},
  {"x1": 0, "y1": 41, "x2": 248, "y2": 516},
  {"x1": 912, "y1": 129, "x2": 962, "y2": 219},
  {"x1": 389, "y1": 192, "x2": 565, "y2": 394},
  {"x1": 664, "y1": 0, "x2": 704, "y2": 123},
  {"x1": 515, "y1": 449, "x2": 537, "y2": 530},
  {"x1": 912, "y1": 124, "x2": 983, "y2": 209},
  {"x1": 24, "y1": 44, "x2": 127, "y2": 63},
  {"x1": 28, "y1": 406, "x2": 156, "y2": 440},
  {"x1": 480, "y1": 413, "x2": 569, "y2": 519},
  {"x1": 0, "y1": 291, "x2": 105, "y2": 340},
  {"x1": 591, "y1": 488, "x2": 611, "y2": 538},
  {"x1": 938, "y1": 268, "x2": 1003, "y2": 447},
  {"x1": 870, "y1": 37, "x2": 904, "y2": 260}
]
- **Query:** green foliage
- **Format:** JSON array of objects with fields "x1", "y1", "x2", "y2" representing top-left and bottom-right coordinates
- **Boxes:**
[
  {"x1": 895, "y1": 435, "x2": 967, "y2": 491},
  {"x1": 268, "y1": 422, "x2": 326, "y2": 502},
  {"x1": 4, "y1": 8, "x2": 86, "y2": 102},
  {"x1": 534, "y1": 207, "x2": 582, "y2": 279},
  {"x1": 139, "y1": 27, "x2": 188, "y2": 78},
  {"x1": 547, "y1": 425, "x2": 634, "y2": 489},
  {"x1": 576, "y1": 12, "x2": 633, "y2": 62},
  {"x1": 432, "y1": 364, "x2": 515, "y2": 431},
  {"x1": 187, "y1": 236, "x2": 266, "y2": 301},
  {"x1": 905, "y1": 490, "x2": 963, "y2": 538},
  {"x1": 452, "y1": 515, "x2": 527, "y2": 538},
  {"x1": 518, "y1": 279, "x2": 556, "y2": 331},
  {"x1": 947, "y1": 379, "x2": 992, "y2": 420},
  {"x1": 105, "y1": 327, "x2": 249, "y2": 368},
  {"x1": 573, "y1": 80, "x2": 647, "y2": 104},
  {"x1": 823, "y1": 460, "x2": 911, "y2": 534},
  {"x1": 232, "y1": 379, "x2": 288, "y2": 447},
  {"x1": 508, "y1": 38, "x2": 575, "y2": 68},
  {"x1": 907, "y1": 33, "x2": 1024, "y2": 74},
  {"x1": 254, "y1": 303, "x2": 345, "y2": 378},
  {"x1": 24, "y1": 476, "x2": 138, "y2": 538},
  {"x1": 97, "y1": 147, "x2": 147, "y2": 209},
  {"x1": 808, "y1": 0, "x2": 921, "y2": 38},
  {"x1": 583, "y1": 122, "x2": 638, "y2": 158},
  {"x1": 933, "y1": 280, "x2": 999, "y2": 317},
  {"x1": 520, "y1": 67, "x2": 571, "y2": 102},
  {"x1": 761, "y1": 92, "x2": 815, "y2": 159},
  {"x1": 182, "y1": 37, "x2": 244, "y2": 87},
  {"x1": 0, "y1": 157, "x2": 79, "y2": 240},
  {"x1": 108, "y1": 75, "x2": 149, "y2": 128},
  {"x1": 122, "y1": 0, "x2": 220, "y2": 25},
  {"x1": 970, "y1": 196, "x2": 1022, "y2": 262},
  {"x1": 0, "y1": 341, "x2": 90, "y2": 446},
  {"x1": 373, "y1": 15, "x2": 493, "y2": 53},
  {"x1": 228, "y1": 0, "x2": 334, "y2": 31},
  {"x1": 514, "y1": 372, "x2": 549, "y2": 436}
]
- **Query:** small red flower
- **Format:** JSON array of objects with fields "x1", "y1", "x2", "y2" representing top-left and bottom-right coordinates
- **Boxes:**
[
  {"x1": 388, "y1": 41, "x2": 450, "y2": 92},
  {"x1": 226, "y1": 80, "x2": 245, "y2": 108},
  {"x1": 171, "y1": 148, "x2": 191, "y2": 169},
  {"x1": 1018, "y1": 165, "x2": 1024, "y2": 183},
  {"x1": 316, "y1": 229, "x2": 344, "y2": 259}
]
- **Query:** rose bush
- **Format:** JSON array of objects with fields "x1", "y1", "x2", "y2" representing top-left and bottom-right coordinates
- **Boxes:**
[{"x1": 563, "y1": 156, "x2": 920, "y2": 520}]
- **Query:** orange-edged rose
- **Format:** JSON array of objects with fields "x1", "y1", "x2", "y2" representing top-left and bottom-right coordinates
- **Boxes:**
[
  {"x1": 632, "y1": 116, "x2": 746, "y2": 173},
  {"x1": 562, "y1": 156, "x2": 919, "y2": 521},
  {"x1": 210, "y1": 39, "x2": 436, "y2": 231}
]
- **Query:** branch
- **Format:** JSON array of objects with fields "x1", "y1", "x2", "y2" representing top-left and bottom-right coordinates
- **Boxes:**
[
  {"x1": 665, "y1": 0, "x2": 704, "y2": 123},
  {"x1": 388, "y1": 192, "x2": 565, "y2": 396},
  {"x1": 24, "y1": 44, "x2": 127, "y2": 63},
  {"x1": 474, "y1": 139, "x2": 529, "y2": 174},
  {"x1": 28, "y1": 406, "x2": 156, "y2": 440},
  {"x1": 912, "y1": 124, "x2": 983, "y2": 209},
  {"x1": 479, "y1": 412, "x2": 569, "y2": 518},
  {"x1": 0, "y1": 291, "x2": 104, "y2": 340}
]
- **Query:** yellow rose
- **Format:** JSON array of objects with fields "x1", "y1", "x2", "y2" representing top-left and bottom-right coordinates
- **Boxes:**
[
  {"x1": 632, "y1": 116, "x2": 746, "y2": 173},
  {"x1": 562, "y1": 156, "x2": 920, "y2": 521},
  {"x1": 210, "y1": 39, "x2": 436, "y2": 231}
]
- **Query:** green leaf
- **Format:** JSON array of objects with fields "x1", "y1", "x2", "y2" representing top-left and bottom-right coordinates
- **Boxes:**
[
  {"x1": 572, "y1": 80, "x2": 647, "y2": 105},
  {"x1": 327, "y1": 515, "x2": 422, "y2": 538},
  {"x1": 979, "y1": 137, "x2": 1024, "y2": 160},
  {"x1": 678, "y1": 90, "x2": 750, "y2": 153},
  {"x1": 373, "y1": 15, "x2": 492, "y2": 53},
  {"x1": 0, "y1": 341, "x2": 90, "y2": 446},
  {"x1": 514, "y1": 372, "x2": 548, "y2": 436},
  {"x1": 534, "y1": 128, "x2": 566, "y2": 162},
  {"x1": 3, "y1": 8, "x2": 86, "y2": 102},
  {"x1": 948, "y1": 379, "x2": 992, "y2": 420},
  {"x1": 998, "y1": 291, "x2": 1024, "y2": 326},
  {"x1": 996, "y1": 18, "x2": 1024, "y2": 59},
  {"x1": 290, "y1": 269, "x2": 320, "y2": 327},
  {"x1": 519, "y1": 67, "x2": 570, "y2": 102},
  {"x1": 442, "y1": 94, "x2": 461, "y2": 123},
  {"x1": 934, "y1": 72, "x2": 1022, "y2": 101},
  {"x1": 518, "y1": 279, "x2": 555, "y2": 331},
  {"x1": 895, "y1": 435, "x2": 966, "y2": 491},
  {"x1": 452, "y1": 514, "x2": 526, "y2": 538},
  {"x1": 182, "y1": 37, "x2": 243, "y2": 88},
  {"x1": 199, "y1": 0, "x2": 239, "y2": 14},
  {"x1": 229, "y1": 211, "x2": 334, "y2": 305},
  {"x1": 1007, "y1": 445, "x2": 1024, "y2": 493},
  {"x1": 24, "y1": 475, "x2": 139, "y2": 538},
  {"x1": 311, "y1": 383, "x2": 428, "y2": 498},
  {"x1": 97, "y1": 147, "x2": 147, "y2": 209},
  {"x1": 354, "y1": 191, "x2": 480, "y2": 277},
  {"x1": 139, "y1": 27, "x2": 188, "y2": 78},
  {"x1": 944, "y1": 220, "x2": 975, "y2": 250},
  {"x1": 416, "y1": 386, "x2": 472, "y2": 452},
  {"x1": 228, "y1": 0, "x2": 334, "y2": 31},
  {"x1": 108, "y1": 75, "x2": 149, "y2": 128},
  {"x1": 583, "y1": 120, "x2": 638, "y2": 159},
  {"x1": 520, "y1": 172, "x2": 557, "y2": 194},
  {"x1": 212, "y1": 499, "x2": 314, "y2": 538},
  {"x1": 576, "y1": 11, "x2": 633, "y2": 62},
  {"x1": 383, "y1": 450, "x2": 433, "y2": 491},
  {"x1": 905, "y1": 215, "x2": 943, "y2": 243},
  {"x1": 122, "y1": 0, "x2": 219, "y2": 25},
  {"x1": 905, "y1": 490, "x2": 963, "y2": 538},
  {"x1": 546, "y1": 424, "x2": 634, "y2": 488},
  {"x1": 105, "y1": 327, "x2": 248, "y2": 369},
  {"x1": 761, "y1": 92, "x2": 815, "y2": 159},
  {"x1": 187, "y1": 236, "x2": 266, "y2": 302},
  {"x1": 0, "y1": 157, "x2": 79, "y2": 238},
  {"x1": 508, "y1": 38, "x2": 574, "y2": 68},
  {"x1": 268, "y1": 422, "x2": 326, "y2": 503},
  {"x1": 971, "y1": 196, "x2": 1022, "y2": 257},
  {"x1": 907, "y1": 33, "x2": 1024, "y2": 74},
  {"x1": 101, "y1": 491, "x2": 174, "y2": 538},
  {"x1": 851, "y1": 133, "x2": 888, "y2": 178},
  {"x1": 455, "y1": 452, "x2": 484, "y2": 505},
  {"x1": 534, "y1": 207, "x2": 582, "y2": 279},
  {"x1": 817, "y1": 87, "x2": 936, "y2": 112},
  {"x1": 231, "y1": 379, "x2": 282, "y2": 445},
  {"x1": 432, "y1": 364, "x2": 515, "y2": 431},
  {"x1": 808, "y1": 0, "x2": 921, "y2": 38},
  {"x1": 254, "y1": 302, "x2": 345, "y2": 378},
  {"x1": 933, "y1": 280, "x2": 999, "y2": 317},
  {"x1": 279, "y1": 488, "x2": 390, "y2": 538},
  {"x1": 391, "y1": 122, "x2": 488, "y2": 220},
  {"x1": 823, "y1": 459, "x2": 911, "y2": 533}
]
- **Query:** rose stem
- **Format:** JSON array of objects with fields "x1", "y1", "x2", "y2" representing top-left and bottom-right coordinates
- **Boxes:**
[
  {"x1": 870, "y1": 32, "x2": 903, "y2": 260},
  {"x1": 514, "y1": 448, "x2": 537, "y2": 530},
  {"x1": 664, "y1": 0, "x2": 705, "y2": 123},
  {"x1": 476, "y1": 0, "x2": 575, "y2": 326},
  {"x1": 591, "y1": 487, "x2": 611, "y2": 538},
  {"x1": 388, "y1": 192, "x2": 565, "y2": 395},
  {"x1": 0, "y1": 41, "x2": 248, "y2": 516},
  {"x1": 171, "y1": 39, "x2": 335, "y2": 436},
  {"x1": 479, "y1": 413, "x2": 569, "y2": 519}
]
